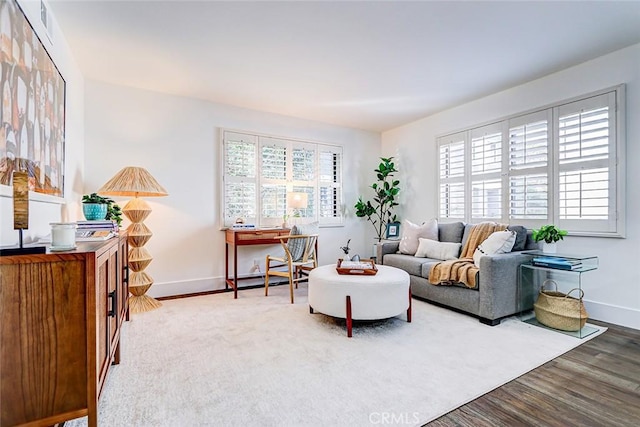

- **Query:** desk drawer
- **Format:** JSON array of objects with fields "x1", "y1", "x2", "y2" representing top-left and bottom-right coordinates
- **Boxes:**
[
  {"x1": 236, "y1": 231, "x2": 284, "y2": 241},
  {"x1": 227, "y1": 229, "x2": 290, "y2": 245}
]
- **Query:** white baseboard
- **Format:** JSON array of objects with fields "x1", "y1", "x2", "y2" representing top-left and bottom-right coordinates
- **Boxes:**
[
  {"x1": 147, "y1": 273, "x2": 268, "y2": 298},
  {"x1": 584, "y1": 299, "x2": 640, "y2": 330}
]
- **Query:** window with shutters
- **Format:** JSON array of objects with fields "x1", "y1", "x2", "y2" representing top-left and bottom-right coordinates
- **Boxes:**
[
  {"x1": 508, "y1": 111, "x2": 551, "y2": 221},
  {"x1": 439, "y1": 133, "x2": 466, "y2": 219},
  {"x1": 436, "y1": 85, "x2": 625, "y2": 237},
  {"x1": 555, "y1": 92, "x2": 618, "y2": 234},
  {"x1": 221, "y1": 130, "x2": 343, "y2": 228}
]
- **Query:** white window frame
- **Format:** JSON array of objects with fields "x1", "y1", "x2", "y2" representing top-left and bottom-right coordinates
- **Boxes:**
[
  {"x1": 436, "y1": 85, "x2": 625, "y2": 238},
  {"x1": 221, "y1": 129, "x2": 343, "y2": 228}
]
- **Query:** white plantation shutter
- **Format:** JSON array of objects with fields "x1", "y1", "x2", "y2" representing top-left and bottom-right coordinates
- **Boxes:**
[
  {"x1": 508, "y1": 111, "x2": 550, "y2": 223},
  {"x1": 223, "y1": 132, "x2": 258, "y2": 226},
  {"x1": 222, "y1": 130, "x2": 343, "y2": 228},
  {"x1": 291, "y1": 143, "x2": 316, "y2": 220},
  {"x1": 261, "y1": 138, "x2": 287, "y2": 180},
  {"x1": 471, "y1": 124, "x2": 503, "y2": 220},
  {"x1": 260, "y1": 184, "x2": 287, "y2": 222},
  {"x1": 259, "y1": 138, "x2": 288, "y2": 225},
  {"x1": 292, "y1": 144, "x2": 315, "y2": 181},
  {"x1": 555, "y1": 92, "x2": 617, "y2": 233},
  {"x1": 438, "y1": 133, "x2": 466, "y2": 219},
  {"x1": 471, "y1": 179, "x2": 502, "y2": 219},
  {"x1": 436, "y1": 86, "x2": 624, "y2": 237},
  {"x1": 318, "y1": 144, "x2": 343, "y2": 224}
]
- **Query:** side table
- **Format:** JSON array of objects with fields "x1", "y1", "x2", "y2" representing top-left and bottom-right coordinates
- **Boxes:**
[{"x1": 517, "y1": 251, "x2": 599, "y2": 338}]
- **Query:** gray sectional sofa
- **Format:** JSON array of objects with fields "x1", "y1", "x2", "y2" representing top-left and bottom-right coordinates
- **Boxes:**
[{"x1": 377, "y1": 222, "x2": 538, "y2": 325}]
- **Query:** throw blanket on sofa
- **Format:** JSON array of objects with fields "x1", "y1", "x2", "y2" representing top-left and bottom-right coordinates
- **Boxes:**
[{"x1": 429, "y1": 222, "x2": 507, "y2": 288}]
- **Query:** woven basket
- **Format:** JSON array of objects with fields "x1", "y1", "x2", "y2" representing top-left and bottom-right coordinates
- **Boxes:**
[{"x1": 534, "y1": 280, "x2": 588, "y2": 332}]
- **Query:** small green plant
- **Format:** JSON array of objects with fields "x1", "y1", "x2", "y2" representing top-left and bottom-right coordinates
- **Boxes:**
[
  {"x1": 82, "y1": 193, "x2": 109, "y2": 204},
  {"x1": 354, "y1": 157, "x2": 400, "y2": 242},
  {"x1": 532, "y1": 225, "x2": 568, "y2": 243},
  {"x1": 107, "y1": 203, "x2": 123, "y2": 227},
  {"x1": 82, "y1": 193, "x2": 123, "y2": 226}
]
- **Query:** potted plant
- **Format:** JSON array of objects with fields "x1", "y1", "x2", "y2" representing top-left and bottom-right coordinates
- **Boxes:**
[
  {"x1": 82, "y1": 193, "x2": 123, "y2": 225},
  {"x1": 532, "y1": 224, "x2": 567, "y2": 253},
  {"x1": 354, "y1": 157, "x2": 400, "y2": 243}
]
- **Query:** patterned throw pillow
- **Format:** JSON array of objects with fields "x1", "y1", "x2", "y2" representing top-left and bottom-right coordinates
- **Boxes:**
[
  {"x1": 399, "y1": 219, "x2": 438, "y2": 255},
  {"x1": 287, "y1": 222, "x2": 319, "y2": 261}
]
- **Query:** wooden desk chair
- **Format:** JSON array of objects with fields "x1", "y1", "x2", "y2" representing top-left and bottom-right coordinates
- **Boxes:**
[{"x1": 265, "y1": 234, "x2": 318, "y2": 304}]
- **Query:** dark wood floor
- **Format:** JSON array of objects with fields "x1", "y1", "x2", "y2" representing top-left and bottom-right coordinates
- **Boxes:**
[{"x1": 427, "y1": 320, "x2": 640, "y2": 427}]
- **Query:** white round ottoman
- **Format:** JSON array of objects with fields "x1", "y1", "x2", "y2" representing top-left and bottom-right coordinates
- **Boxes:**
[{"x1": 308, "y1": 264, "x2": 411, "y2": 337}]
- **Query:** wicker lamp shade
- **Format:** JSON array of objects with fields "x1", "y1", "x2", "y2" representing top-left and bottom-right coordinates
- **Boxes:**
[
  {"x1": 98, "y1": 166, "x2": 168, "y2": 197},
  {"x1": 98, "y1": 166, "x2": 168, "y2": 314}
]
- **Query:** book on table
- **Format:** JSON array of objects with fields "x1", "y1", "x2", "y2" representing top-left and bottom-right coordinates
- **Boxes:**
[
  {"x1": 76, "y1": 220, "x2": 118, "y2": 230},
  {"x1": 531, "y1": 256, "x2": 582, "y2": 270},
  {"x1": 76, "y1": 230, "x2": 115, "y2": 241}
]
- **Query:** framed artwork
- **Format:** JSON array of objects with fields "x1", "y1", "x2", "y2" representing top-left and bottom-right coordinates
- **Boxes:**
[
  {"x1": 0, "y1": 0, "x2": 66, "y2": 197},
  {"x1": 386, "y1": 222, "x2": 400, "y2": 239}
]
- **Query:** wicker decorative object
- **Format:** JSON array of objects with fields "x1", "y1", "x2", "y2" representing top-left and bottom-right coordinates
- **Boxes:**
[
  {"x1": 99, "y1": 167, "x2": 168, "y2": 313},
  {"x1": 534, "y1": 280, "x2": 588, "y2": 331},
  {"x1": 336, "y1": 259, "x2": 378, "y2": 275}
]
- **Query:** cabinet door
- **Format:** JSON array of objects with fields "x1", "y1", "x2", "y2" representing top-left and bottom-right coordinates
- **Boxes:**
[
  {"x1": 0, "y1": 257, "x2": 88, "y2": 426},
  {"x1": 118, "y1": 235, "x2": 129, "y2": 322},
  {"x1": 107, "y1": 245, "x2": 119, "y2": 353},
  {"x1": 96, "y1": 250, "x2": 114, "y2": 390}
]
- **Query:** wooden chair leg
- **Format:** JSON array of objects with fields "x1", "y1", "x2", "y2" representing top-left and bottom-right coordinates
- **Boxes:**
[
  {"x1": 265, "y1": 256, "x2": 270, "y2": 296},
  {"x1": 288, "y1": 267, "x2": 295, "y2": 304}
]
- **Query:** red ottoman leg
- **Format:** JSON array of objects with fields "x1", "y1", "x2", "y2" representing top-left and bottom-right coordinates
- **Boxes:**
[{"x1": 346, "y1": 295, "x2": 352, "y2": 337}]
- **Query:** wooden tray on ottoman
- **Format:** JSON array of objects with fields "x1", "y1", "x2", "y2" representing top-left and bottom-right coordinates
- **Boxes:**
[{"x1": 336, "y1": 259, "x2": 378, "y2": 275}]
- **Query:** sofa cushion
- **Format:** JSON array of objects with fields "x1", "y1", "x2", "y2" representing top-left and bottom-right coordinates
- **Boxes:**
[
  {"x1": 383, "y1": 253, "x2": 427, "y2": 277},
  {"x1": 399, "y1": 219, "x2": 438, "y2": 255},
  {"x1": 507, "y1": 225, "x2": 527, "y2": 251},
  {"x1": 472, "y1": 230, "x2": 516, "y2": 267},
  {"x1": 438, "y1": 222, "x2": 465, "y2": 243},
  {"x1": 415, "y1": 238, "x2": 461, "y2": 260}
]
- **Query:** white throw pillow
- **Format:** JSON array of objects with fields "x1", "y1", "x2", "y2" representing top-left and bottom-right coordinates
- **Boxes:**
[
  {"x1": 472, "y1": 230, "x2": 517, "y2": 267},
  {"x1": 399, "y1": 219, "x2": 438, "y2": 255},
  {"x1": 415, "y1": 238, "x2": 461, "y2": 260}
]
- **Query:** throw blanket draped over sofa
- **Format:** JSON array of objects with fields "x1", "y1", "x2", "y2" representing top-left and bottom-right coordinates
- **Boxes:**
[{"x1": 429, "y1": 222, "x2": 507, "y2": 288}]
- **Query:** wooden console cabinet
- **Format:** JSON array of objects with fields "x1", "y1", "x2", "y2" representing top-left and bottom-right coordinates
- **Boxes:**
[{"x1": 0, "y1": 233, "x2": 129, "y2": 427}]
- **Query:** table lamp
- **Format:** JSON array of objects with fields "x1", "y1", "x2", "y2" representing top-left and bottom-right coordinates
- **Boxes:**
[
  {"x1": 98, "y1": 166, "x2": 168, "y2": 313},
  {"x1": 286, "y1": 192, "x2": 308, "y2": 225}
]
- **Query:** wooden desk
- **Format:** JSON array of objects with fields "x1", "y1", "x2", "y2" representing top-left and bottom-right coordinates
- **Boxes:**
[{"x1": 225, "y1": 228, "x2": 291, "y2": 298}]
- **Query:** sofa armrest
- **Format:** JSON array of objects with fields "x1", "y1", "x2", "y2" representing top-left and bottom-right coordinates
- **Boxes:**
[
  {"x1": 477, "y1": 252, "x2": 531, "y2": 320},
  {"x1": 377, "y1": 241, "x2": 400, "y2": 264}
]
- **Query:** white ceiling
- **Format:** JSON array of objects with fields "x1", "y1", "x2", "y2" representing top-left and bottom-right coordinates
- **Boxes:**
[{"x1": 48, "y1": 0, "x2": 640, "y2": 132}]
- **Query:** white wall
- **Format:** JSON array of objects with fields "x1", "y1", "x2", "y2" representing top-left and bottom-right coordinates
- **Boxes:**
[
  {"x1": 84, "y1": 80, "x2": 381, "y2": 297},
  {"x1": 382, "y1": 44, "x2": 640, "y2": 329},
  {"x1": 0, "y1": 0, "x2": 84, "y2": 246}
]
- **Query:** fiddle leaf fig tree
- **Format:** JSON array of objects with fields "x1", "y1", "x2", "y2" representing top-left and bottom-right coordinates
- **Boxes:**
[{"x1": 355, "y1": 157, "x2": 400, "y2": 242}]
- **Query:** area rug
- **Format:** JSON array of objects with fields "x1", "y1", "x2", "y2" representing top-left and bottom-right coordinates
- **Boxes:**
[{"x1": 67, "y1": 284, "x2": 605, "y2": 427}]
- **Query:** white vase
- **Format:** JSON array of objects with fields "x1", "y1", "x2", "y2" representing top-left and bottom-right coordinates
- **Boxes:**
[{"x1": 542, "y1": 242, "x2": 557, "y2": 254}]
